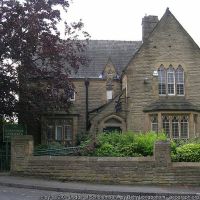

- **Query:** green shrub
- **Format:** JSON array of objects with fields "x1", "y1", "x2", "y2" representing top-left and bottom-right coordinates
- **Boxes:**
[
  {"x1": 80, "y1": 131, "x2": 167, "y2": 157},
  {"x1": 187, "y1": 137, "x2": 200, "y2": 144},
  {"x1": 133, "y1": 132, "x2": 166, "y2": 156},
  {"x1": 172, "y1": 143, "x2": 200, "y2": 162},
  {"x1": 95, "y1": 143, "x2": 117, "y2": 156},
  {"x1": 34, "y1": 142, "x2": 64, "y2": 151}
]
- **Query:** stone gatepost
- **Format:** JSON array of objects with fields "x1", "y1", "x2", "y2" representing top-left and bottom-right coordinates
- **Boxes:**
[
  {"x1": 154, "y1": 141, "x2": 171, "y2": 167},
  {"x1": 11, "y1": 135, "x2": 33, "y2": 173}
]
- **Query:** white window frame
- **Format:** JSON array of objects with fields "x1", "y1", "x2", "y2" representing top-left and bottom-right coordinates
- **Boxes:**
[
  {"x1": 107, "y1": 90, "x2": 113, "y2": 100},
  {"x1": 158, "y1": 66, "x2": 166, "y2": 96},
  {"x1": 167, "y1": 67, "x2": 175, "y2": 96},
  {"x1": 158, "y1": 65, "x2": 185, "y2": 96},
  {"x1": 55, "y1": 126, "x2": 63, "y2": 141},
  {"x1": 176, "y1": 67, "x2": 185, "y2": 96}
]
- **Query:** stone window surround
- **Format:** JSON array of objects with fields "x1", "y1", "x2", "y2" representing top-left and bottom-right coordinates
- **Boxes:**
[
  {"x1": 148, "y1": 111, "x2": 198, "y2": 138},
  {"x1": 158, "y1": 64, "x2": 185, "y2": 97},
  {"x1": 98, "y1": 114, "x2": 126, "y2": 133},
  {"x1": 41, "y1": 115, "x2": 78, "y2": 146}
]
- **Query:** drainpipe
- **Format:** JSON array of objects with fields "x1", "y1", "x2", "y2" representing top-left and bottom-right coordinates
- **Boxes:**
[{"x1": 85, "y1": 79, "x2": 90, "y2": 132}]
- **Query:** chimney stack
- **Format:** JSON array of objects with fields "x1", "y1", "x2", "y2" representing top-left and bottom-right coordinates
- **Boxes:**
[{"x1": 142, "y1": 15, "x2": 159, "y2": 42}]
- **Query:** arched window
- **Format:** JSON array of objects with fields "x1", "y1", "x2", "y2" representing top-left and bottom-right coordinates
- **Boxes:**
[
  {"x1": 158, "y1": 65, "x2": 185, "y2": 96},
  {"x1": 158, "y1": 65, "x2": 166, "y2": 95},
  {"x1": 167, "y1": 65, "x2": 175, "y2": 95},
  {"x1": 180, "y1": 116, "x2": 188, "y2": 138},
  {"x1": 162, "y1": 115, "x2": 170, "y2": 137},
  {"x1": 172, "y1": 116, "x2": 179, "y2": 138},
  {"x1": 176, "y1": 65, "x2": 184, "y2": 95}
]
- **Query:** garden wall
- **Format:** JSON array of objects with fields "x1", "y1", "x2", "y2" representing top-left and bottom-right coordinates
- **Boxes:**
[{"x1": 11, "y1": 135, "x2": 200, "y2": 185}]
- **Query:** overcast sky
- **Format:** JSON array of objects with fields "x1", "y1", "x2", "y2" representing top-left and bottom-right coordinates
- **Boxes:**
[{"x1": 65, "y1": 0, "x2": 200, "y2": 46}]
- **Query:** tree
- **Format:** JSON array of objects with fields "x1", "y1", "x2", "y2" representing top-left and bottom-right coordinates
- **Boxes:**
[{"x1": 0, "y1": 0, "x2": 89, "y2": 130}]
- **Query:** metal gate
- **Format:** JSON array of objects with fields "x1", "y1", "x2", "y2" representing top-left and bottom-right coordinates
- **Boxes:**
[{"x1": 0, "y1": 142, "x2": 11, "y2": 171}]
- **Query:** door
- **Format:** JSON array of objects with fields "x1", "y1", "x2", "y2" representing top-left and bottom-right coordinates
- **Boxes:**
[{"x1": 103, "y1": 126, "x2": 122, "y2": 133}]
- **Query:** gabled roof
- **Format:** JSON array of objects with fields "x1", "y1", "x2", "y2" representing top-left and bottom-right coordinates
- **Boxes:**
[
  {"x1": 157, "y1": 8, "x2": 199, "y2": 48},
  {"x1": 71, "y1": 40, "x2": 142, "y2": 78},
  {"x1": 143, "y1": 97, "x2": 200, "y2": 112},
  {"x1": 123, "y1": 8, "x2": 200, "y2": 74}
]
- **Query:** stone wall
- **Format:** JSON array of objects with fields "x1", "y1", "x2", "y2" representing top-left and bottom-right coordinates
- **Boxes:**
[
  {"x1": 72, "y1": 78, "x2": 121, "y2": 134},
  {"x1": 125, "y1": 9, "x2": 200, "y2": 135},
  {"x1": 11, "y1": 136, "x2": 200, "y2": 186}
]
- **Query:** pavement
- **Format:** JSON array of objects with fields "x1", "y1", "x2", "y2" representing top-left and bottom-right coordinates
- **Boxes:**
[{"x1": 0, "y1": 173, "x2": 200, "y2": 196}]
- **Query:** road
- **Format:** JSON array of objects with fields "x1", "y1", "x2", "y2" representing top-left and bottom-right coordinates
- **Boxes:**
[{"x1": 0, "y1": 185, "x2": 200, "y2": 200}]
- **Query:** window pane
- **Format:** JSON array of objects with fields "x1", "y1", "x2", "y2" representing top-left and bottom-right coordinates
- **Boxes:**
[
  {"x1": 55, "y1": 126, "x2": 62, "y2": 141},
  {"x1": 151, "y1": 115, "x2": 158, "y2": 133},
  {"x1": 64, "y1": 125, "x2": 73, "y2": 140},
  {"x1": 168, "y1": 84, "x2": 174, "y2": 94},
  {"x1": 172, "y1": 117, "x2": 179, "y2": 138},
  {"x1": 177, "y1": 84, "x2": 184, "y2": 95},
  {"x1": 180, "y1": 116, "x2": 188, "y2": 138},
  {"x1": 176, "y1": 67, "x2": 184, "y2": 95},
  {"x1": 176, "y1": 71, "x2": 184, "y2": 83},
  {"x1": 158, "y1": 66, "x2": 166, "y2": 95},
  {"x1": 162, "y1": 116, "x2": 170, "y2": 138},
  {"x1": 107, "y1": 90, "x2": 113, "y2": 100},
  {"x1": 159, "y1": 84, "x2": 166, "y2": 95},
  {"x1": 168, "y1": 73, "x2": 174, "y2": 83},
  {"x1": 167, "y1": 67, "x2": 175, "y2": 95}
]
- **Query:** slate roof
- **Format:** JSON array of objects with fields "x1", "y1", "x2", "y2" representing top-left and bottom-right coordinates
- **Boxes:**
[
  {"x1": 70, "y1": 40, "x2": 142, "y2": 78},
  {"x1": 143, "y1": 97, "x2": 200, "y2": 112}
]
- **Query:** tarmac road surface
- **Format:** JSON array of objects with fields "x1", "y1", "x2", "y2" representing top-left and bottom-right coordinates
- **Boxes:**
[{"x1": 0, "y1": 185, "x2": 200, "y2": 200}]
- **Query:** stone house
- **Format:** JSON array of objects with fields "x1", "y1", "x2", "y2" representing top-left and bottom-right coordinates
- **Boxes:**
[{"x1": 41, "y1": 8, "x2": 200, "y2": 145}]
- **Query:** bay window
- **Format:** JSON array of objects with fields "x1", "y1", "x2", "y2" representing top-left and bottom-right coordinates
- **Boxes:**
[
  {"x1": 46, "y1": 119, "x2": 73, "y2": 145},
  {"x1": 161, "y1": 115, "x2": 189, "y2": 139}
]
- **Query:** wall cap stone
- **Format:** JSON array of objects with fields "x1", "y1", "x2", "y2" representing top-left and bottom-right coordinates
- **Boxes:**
[
  {"x1": 172, "y1": 162, "x2": 200, "y2": 167},
  {"x1": 12, "y1": 135, "x2": 33, "y2": 141}
]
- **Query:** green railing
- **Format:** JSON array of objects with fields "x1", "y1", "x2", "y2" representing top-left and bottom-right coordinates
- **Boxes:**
[
  {"x1": 34, "y1": 146, "x2": 81, "y2": 156},
  {"x1": 0, "y1": 142, "x2": 11, "y2": 171}
]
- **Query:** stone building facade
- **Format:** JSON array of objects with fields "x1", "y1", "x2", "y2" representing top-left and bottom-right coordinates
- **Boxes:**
[{"x1": 41, "y1": 8, "x2": 200, "y2": 145}]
